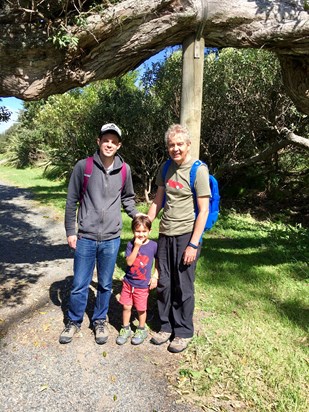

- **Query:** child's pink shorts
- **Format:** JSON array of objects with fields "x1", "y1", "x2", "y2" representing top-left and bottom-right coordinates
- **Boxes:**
[{"x1": 119, "y1": 281, "x2": 149, "y2": 311}]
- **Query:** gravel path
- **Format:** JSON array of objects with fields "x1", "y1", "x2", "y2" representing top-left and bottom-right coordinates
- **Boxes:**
[{"x1": 0, "y1": 181, "x2": 203, "y2": 412}]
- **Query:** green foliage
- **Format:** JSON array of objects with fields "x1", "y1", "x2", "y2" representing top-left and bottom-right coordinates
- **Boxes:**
[
  {"x1": 199, "y1": 48, "x2": 308, "y2": 222},
  {"x1": 0, "y1": 99, "x2": 11, "y2": 123},
  {"x1": 51, "y1": 28, "x2": 79, "y2": 50},
  {"x1": 141, "y1": 49, "x2": 182, "y2": 123},
  {"x1": 5, "y1": 127, "x2": 46, "y2": 168},
  {"x1": 27, "y1": 85, "x2": 103, "y2": 179},
  {"x1": 4, "y1": 47, "x2": 308, "y2": 221},
  {"x1": 201, "y1": 49, "x2": 286, "y2": 168}
]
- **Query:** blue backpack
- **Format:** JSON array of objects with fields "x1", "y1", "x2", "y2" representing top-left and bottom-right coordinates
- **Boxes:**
[{"x1": 162, "y1": 159, "x2": 220, "y2": 231}]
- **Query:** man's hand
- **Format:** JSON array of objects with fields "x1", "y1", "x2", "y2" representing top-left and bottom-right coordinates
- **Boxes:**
[
  {"x1": 149, "y1": 277, "x2": 158, "y2": 290},
  {"x1": 182, "y1": 246, "x2": 198, "y2": 265},
  {"x1": 67, "y1": 235, "x2": 77, "y2": 249}
]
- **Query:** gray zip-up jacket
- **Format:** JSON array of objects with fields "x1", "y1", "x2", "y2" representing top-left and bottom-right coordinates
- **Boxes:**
[{"x1": 65, "y1": 151, "x2": 138, "y2": 241}]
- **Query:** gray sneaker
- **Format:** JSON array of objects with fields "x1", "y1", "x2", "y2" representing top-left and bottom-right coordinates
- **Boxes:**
[
  {"x1": 150, "y1": 331, "x2": 171, "y2": 345},
  {"x1": 93, "y1": 319, "x2": 109, "y2": 344},
  {"x1": 131, "y1": 327, "x2": 148, "y2": 345},
  {"x1": 167, "y1": 337, "x2": 192, "y2": 353},
  {"x1": 116, "y1": 326, "x2": 132, "y2": 345},
  {"x1": 59, "y1": 320, "x2": 80, "y2": 344}
]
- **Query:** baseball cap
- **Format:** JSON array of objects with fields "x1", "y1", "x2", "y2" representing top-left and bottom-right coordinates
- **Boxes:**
[{"x1": 100, "y1": 123, "x2": 122, "y2": 139}]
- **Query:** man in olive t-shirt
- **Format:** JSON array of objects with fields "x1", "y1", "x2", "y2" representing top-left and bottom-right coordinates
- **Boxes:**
[{"x1": 148, "y1": 124, "x2": 210, "y2": 353}]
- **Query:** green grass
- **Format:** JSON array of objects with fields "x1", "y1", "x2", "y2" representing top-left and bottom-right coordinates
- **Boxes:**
[
  {"x1": 180, "y1": 213, "x2": 308, "y2": 411},
  {"x1": 0, "y1": 164, "x2": 68, "y2": 211},
  {"x1": 1, "y1": 165, "x2": 308, "y2": 411}
]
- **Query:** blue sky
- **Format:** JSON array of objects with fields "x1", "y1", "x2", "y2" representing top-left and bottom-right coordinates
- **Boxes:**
[{"x1": 0, "y1": 97, "x2": 23, "y2": 134}]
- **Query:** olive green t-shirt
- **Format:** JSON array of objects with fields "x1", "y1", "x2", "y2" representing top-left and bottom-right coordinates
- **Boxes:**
[{"x1": 156, "y1": 159, "x2": 211, "y2": 236}]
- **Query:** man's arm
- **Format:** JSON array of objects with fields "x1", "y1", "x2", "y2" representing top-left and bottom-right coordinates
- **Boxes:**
[
  {"x1": 64, "y1": 162, "x2": 83, "y2": 248},
  {"x1": 149, "y1": 258, "x2": 159, "y2": 290},
  {"x1": 190, "y1": 196, "x2": 209, "y2": 246},
  {"x1": 121, "y1": 164, "x2": 139, "y2": 218},
  {"x1": 147, "y1": 186, "x2": 165, "y2": 222},
  {"x1": 182, "y1": 196, "x2": 209, "y2": 265}
]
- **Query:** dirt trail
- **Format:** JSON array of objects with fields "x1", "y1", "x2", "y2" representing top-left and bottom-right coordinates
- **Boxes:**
[{"x1": 0, "y1": 181, "x2": 203, "y2": 412}]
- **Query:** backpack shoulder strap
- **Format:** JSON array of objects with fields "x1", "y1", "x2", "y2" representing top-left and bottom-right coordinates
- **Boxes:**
[
  {"x1": 80, "y1": 156, "x2": 93, "y2": 203},
  {"x1": 189, "y1": 160, "x2": 204, "y2": 194},
  {"x1": 121, "y1": 162, "x2": 127, "y2": 191},
  {"x1": 161, "y1": 158, "x2": 172, "y2": 208},
  {"x1": 162, "y1": 158, "x2": 172, "y2": 183},
  {"x1": 189, "y1": 160, "x2": 209, "y2": 219}
]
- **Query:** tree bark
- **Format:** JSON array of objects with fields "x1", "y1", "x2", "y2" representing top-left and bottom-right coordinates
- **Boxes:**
[{"x1": 0, "y1": 1, "x2": 309, "y2": 114}]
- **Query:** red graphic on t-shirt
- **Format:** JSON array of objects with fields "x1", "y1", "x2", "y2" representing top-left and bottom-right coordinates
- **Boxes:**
[
  {"x1": 167, "y1": 179, "x2": 184, "y2": 189},
  {"x1": 130, "y1": 254, "x2": 149, "y2": 280}
]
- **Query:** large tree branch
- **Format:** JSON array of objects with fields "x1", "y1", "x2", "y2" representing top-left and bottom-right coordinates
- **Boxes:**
[
  {"x1": 216, "y1": 128, "x2": 309, "y2": 177},
  {"x1": 0, "y1": 0, "x2": 309, "y2": 115},
  {"x1": 280, "y1": 127, "x2": 309, "y2": 149}
]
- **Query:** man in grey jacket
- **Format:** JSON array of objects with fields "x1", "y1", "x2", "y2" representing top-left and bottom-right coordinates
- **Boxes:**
[{"x1": 59, "y1": 123, "x2": 138, "y2": 344}]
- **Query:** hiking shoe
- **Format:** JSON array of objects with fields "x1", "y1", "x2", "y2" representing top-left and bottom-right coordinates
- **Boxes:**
[
  {"x1": 150, "y1": 331, "x2": 171, "y2": 345},
  {"x1": 59, "y1": 320, "x2": 80, "y2": 344},
  {"x1": 131, "y1": 327, "x2": 148, "y2": 345},
  {"x1": 116, "y1": 326, "x2": 132, "y2": 345},
  {"x1": 167, "y1": 337, "x2": 192, "y2": 353},
  {"x1": 93, "y1": 319, "x2": 109, "y2": 344}
]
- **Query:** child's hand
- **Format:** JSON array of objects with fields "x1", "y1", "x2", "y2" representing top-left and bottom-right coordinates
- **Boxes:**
[
  {"x1": 149, "y1": 277, "x2": 158, "y2": 290},
  {"x1": 134, "y1": 237, "x2": 144, "y2": 247}
]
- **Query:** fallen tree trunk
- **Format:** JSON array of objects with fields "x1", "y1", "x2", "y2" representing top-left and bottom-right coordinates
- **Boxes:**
[{"x1": 0, "y1": 1, "x2": 309, "y2": 114}]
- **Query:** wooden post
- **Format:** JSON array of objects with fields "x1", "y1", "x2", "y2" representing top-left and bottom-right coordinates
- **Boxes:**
[{"x1": 180, "y1": 34, "x2": 205, "y2": 159}]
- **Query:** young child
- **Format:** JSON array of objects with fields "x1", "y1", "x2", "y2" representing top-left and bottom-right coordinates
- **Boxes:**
[{"x1": 116, "y1": 215, "x2": 158, "y2": 345}]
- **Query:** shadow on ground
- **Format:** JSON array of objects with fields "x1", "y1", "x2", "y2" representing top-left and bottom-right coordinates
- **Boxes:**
[
  {"x1": 50, "y1": 276, "x2": 161, "y2": 334},
  {"x1": 0, "y1": 183, "x2": 71, "y2": 308}
]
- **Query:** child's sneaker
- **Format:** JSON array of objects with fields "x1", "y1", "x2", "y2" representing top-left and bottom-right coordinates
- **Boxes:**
[
  {"x1": 131, "y1": 327, "x2": 148, "y2": 345},
  {"x1": 116, "y1": 326, "x2": 132, "y2": 345}
]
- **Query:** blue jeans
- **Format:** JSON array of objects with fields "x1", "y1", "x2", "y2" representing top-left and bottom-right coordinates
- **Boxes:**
[{"x1": 68, "y1": 236, "x2": 121, "y2": 325}]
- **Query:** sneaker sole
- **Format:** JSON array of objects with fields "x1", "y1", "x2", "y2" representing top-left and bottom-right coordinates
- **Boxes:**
[
  {"x1": 167, "y1": 344, "x2": 187, "y2": 353},
  {"x1": 59, "y1": 330, "x2": 80, "y2": 344},
  {"x1": 116, "y1": 339, "x2": 129, "y2": 345},
  {"x1": 95, "y1": 337, "x2": 108, "y2": 345},
  {"x1": 150, "y1": 337, "x2": 170, "y2": 345},
  {"x1": 131, "y1": 338, "x2": 146, "y2": 345},
  {"x1": 59, "y1": 337, "x2": 73, "y2": 344}
]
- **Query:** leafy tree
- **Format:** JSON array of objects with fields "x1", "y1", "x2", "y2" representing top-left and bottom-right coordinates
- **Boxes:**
[
  {"x1": 200, "y1": 48, "x2": 308, "y2": 217},
  {"x1": 4, "y1": 47, "x2": 308, "y2": 218},
  {"x1": 34, "y1": 86, "x2": 100, "y2": 179},
  {"x1": 5, "y1": 128, "x2": 46, "y2": 167},
  {"x1": 0, "y1": 102, "x2": 11, "y2": 124},
  {"x1": 89, "y1": 74, "x2": 168, "y2": 201}
]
